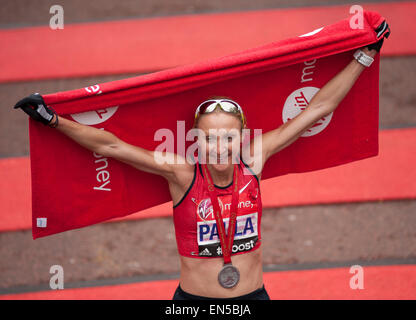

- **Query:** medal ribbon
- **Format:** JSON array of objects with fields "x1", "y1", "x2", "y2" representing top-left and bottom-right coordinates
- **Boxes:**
[{"x1": 201, "y1": 163, "x2": 239, "y2": 264}]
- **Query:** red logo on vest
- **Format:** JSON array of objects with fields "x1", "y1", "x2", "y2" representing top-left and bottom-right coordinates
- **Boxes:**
[{"x1": 197, "y1": 198, "x2": 223, "y2": 221}]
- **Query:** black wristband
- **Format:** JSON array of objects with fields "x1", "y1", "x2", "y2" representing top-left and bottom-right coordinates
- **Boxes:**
[{"x1": 48, "y1": 107, "x2": 59, "y2": 128}]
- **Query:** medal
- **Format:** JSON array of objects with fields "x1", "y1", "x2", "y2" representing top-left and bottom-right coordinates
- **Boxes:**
[
  {"x1": 218, "y1": 263, "x2": 240, "y2": 288},
  {"x1": 201, "y1": 162, "x2": 240, "y2": 289}
]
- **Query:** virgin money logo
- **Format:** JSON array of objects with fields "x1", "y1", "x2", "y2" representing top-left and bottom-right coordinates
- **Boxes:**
[
  {"x1": 70, "y1": 106, "x2": 119, "y2": 125},
  {"x1": 197, "y1": 198, "x2": 223, "y2": 221},
  {"x1": 282, "y1": 87, "x2": 333, "y2": 137},
  {"x1": 84, "y1": 85, "x2": 102, "y2": 95}
]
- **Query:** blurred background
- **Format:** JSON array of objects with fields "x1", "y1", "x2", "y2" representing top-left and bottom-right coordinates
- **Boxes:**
[{"x1": 0, "y1": 0, "x2": 415, "y2": 299}]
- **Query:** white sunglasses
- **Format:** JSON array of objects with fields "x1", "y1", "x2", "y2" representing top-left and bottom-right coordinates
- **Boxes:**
[{"x1": 194, "y1": 99, "x2": 246, "y2": 126}]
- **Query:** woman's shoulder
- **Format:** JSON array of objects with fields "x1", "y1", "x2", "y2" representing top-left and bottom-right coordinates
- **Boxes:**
[
  {"x1": 239, "y1": 154, "x2": 262, "y2": 182},
  {"x1": 169, "y1": 159, "x2": 197, "y2": 208},
  {"x1": 171, "y1": 158, "x2": 197, "y2": 186}
]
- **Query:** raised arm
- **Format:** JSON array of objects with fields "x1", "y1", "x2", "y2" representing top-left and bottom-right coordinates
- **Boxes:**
[
  {"x1": 54, "y1": 115, "x2": 183, "y2": 179},
  {"x1": 13, "y1": 94, "x2": 187, "y2": 181},
  {"x1": 251, "y1": 46, "x2": 379, "y2": 173}
]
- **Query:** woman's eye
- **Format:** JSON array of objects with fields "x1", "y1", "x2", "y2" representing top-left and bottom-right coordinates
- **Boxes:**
[{"x1": 224, "y1": 135, "x2": 234, "y2": 142}]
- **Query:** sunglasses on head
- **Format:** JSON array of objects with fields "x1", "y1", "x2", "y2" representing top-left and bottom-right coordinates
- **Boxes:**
[{"x1": 194, "y1": 99, "x2": 246, "y2": 127}]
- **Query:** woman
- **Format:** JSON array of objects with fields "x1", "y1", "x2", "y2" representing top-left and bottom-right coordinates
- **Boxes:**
[{"x1": 14, "y1": 44, "x2": 382, "y2": 300}]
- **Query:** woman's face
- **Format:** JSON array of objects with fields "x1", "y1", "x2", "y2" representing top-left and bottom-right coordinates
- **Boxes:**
[{"x1": 196, "y1": 111, "x2": 242, "y2": 172}]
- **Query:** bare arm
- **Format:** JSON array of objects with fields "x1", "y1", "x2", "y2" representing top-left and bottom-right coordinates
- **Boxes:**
[
  {"x1": 249, "y1": 47, "x2": 378, "y2": 171},
  {"x1": 52, "y1": 115, "x2": 186, "y2": 180},
  {"x1": 52, "y1": 115, "x2": 117, "y2": 155},
  {"x1": 308, "y1": 47, "x2": 377, "y2": 115}
]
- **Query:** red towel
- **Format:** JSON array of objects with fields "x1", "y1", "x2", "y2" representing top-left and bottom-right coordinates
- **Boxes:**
[{"x1": 29, "y1": 10, "x2": 389, "y2": 239}]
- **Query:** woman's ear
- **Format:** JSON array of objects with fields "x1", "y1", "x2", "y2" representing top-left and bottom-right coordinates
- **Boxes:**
[
  {"x1": 241, "y1": 123, "x2": 251, "y2": 147},
  {"x1": 241, "y1": 123, "x2": 247, "y2": 135}
]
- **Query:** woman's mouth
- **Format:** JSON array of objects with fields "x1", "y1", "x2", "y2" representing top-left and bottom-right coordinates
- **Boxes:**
[
  {"x1": 216, "y1": 153, "x2": 229, "y2": 163},
  {"x1": 208, "y1": 151, "x2": 230, "y2": 164}
]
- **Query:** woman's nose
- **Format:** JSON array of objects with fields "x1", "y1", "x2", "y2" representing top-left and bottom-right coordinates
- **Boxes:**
[{"x1": 217, "y1": 140, "x2": 228, "y2": 154}]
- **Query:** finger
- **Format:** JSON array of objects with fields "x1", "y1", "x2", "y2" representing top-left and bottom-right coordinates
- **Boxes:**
[
  {"x1": 14, "y1": 97, "x2": 32, "y2": 109},
  {"x1": 385, "y1": 25, "x2": 391, "y2": 38},
  {"x1": 21, "y1": 105, "x2": 41, "y2": 121},
  {"x1": 14, "y1": 97, "x2": 39, "y2": 110}
]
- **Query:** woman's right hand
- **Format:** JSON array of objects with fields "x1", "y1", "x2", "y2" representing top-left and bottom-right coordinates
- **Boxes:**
[{"x1": 14, "y1": 93, "x2": 57, "y2": 127}]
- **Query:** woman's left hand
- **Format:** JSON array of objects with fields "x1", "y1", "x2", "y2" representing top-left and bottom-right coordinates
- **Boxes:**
[
  {"x1": 363, "y1": 20, "x2": 391, "y2": 54},
  {"x1": 360, "y1": 46, "x2": 378, "y2": 58}
]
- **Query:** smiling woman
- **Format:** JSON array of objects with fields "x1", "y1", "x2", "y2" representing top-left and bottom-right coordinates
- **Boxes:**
[
  {"x1": 171, "y1": 96, "x2": 265, "y2": 298},
  {"x1": 192, "y1": 96, "x2": 249, "y2": 173},
  {"x1": 13, "y1": 29, "x2": 387, "y2": 298}
]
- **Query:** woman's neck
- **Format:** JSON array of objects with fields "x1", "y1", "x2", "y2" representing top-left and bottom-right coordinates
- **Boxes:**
[{"x1": 207, "y1": 164, "x2": 234, "y2": 187}]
